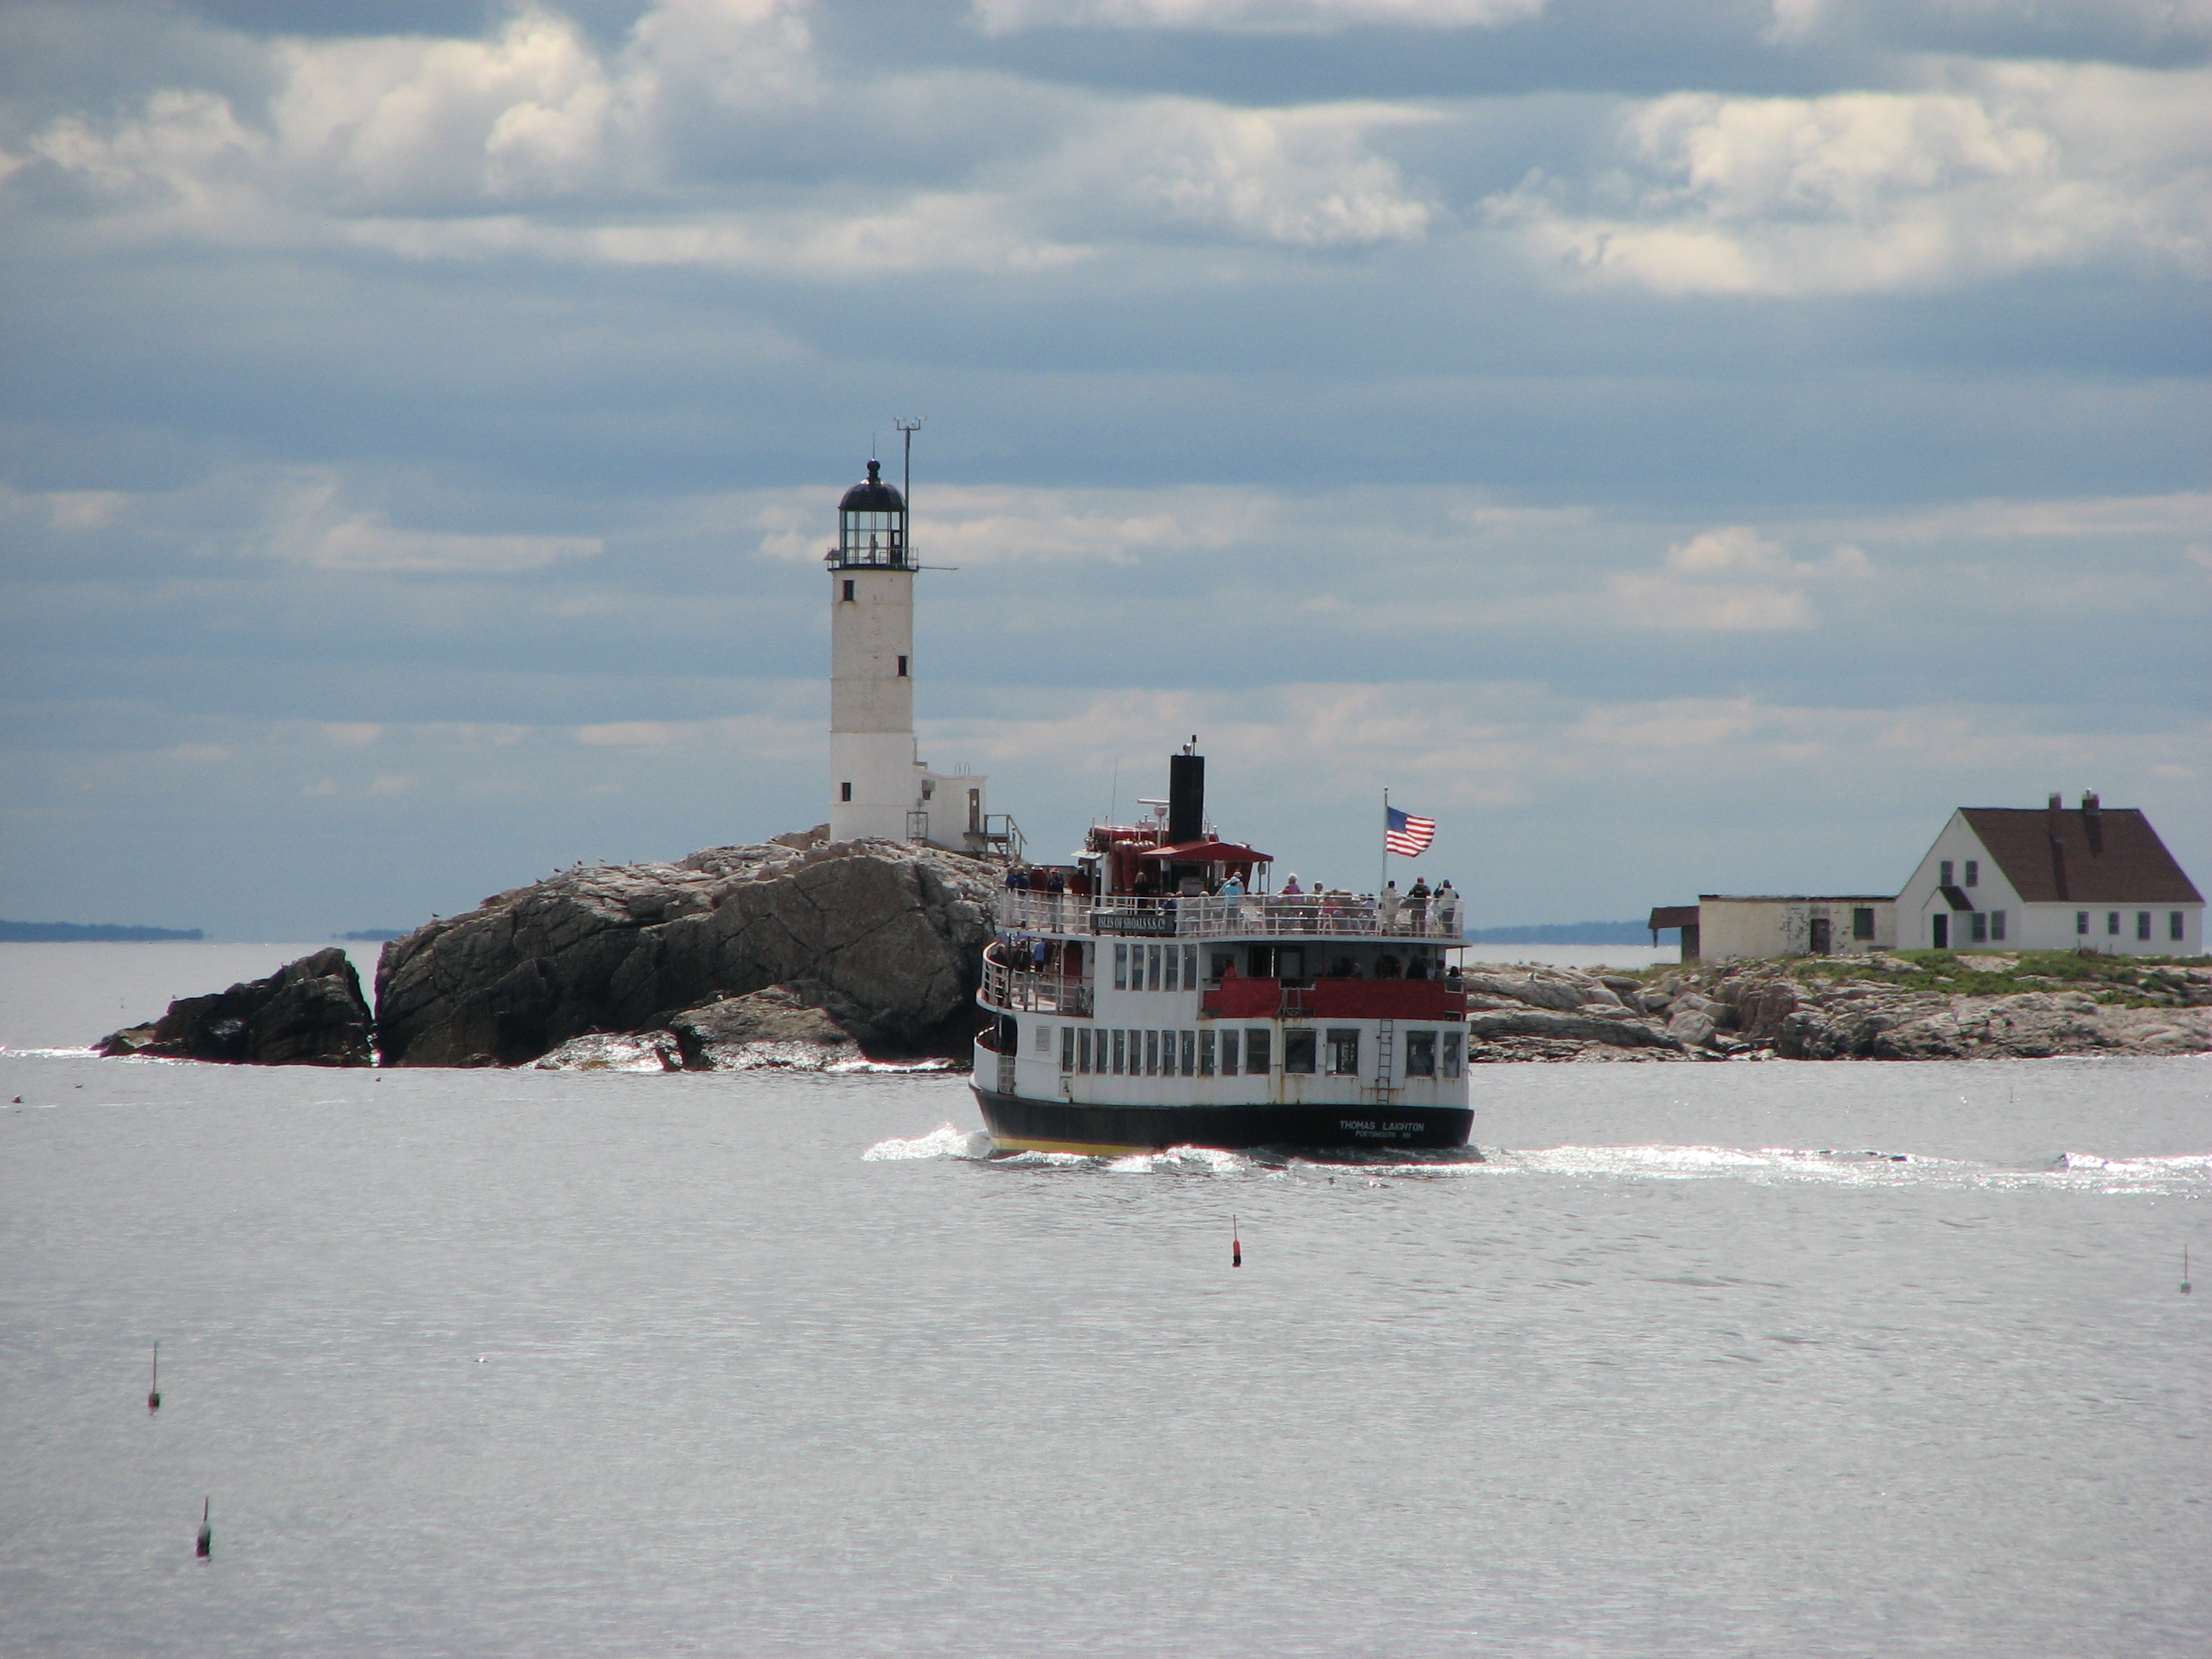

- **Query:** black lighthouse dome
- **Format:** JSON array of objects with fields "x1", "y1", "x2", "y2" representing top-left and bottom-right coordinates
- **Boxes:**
[
  {"x1": 835, "y1": 458, "x2": 908, "y2": 567},
  {"x1": 840, "y1": 458, "x2": 905, "y2": 516}
]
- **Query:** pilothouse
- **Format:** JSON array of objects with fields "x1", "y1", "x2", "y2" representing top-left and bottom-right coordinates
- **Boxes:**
[{"x1": 975, "y1": 746, "x2": 1474, "y2": 1155}]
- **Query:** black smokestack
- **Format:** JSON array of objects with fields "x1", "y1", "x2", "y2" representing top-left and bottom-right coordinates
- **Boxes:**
[{"x1": 1169, "y1": 752, "x2": 1204, "y2": 844}]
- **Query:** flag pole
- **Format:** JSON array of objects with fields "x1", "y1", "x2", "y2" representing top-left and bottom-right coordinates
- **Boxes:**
[{"x1": 1379, "y1": 787, "x2": 1390, "y2": 900}]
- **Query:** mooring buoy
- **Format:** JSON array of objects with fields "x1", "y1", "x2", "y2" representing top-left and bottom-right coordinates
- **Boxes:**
[{"x1": 147, "y1": 1342, "x2": 160, "y2": 1411}]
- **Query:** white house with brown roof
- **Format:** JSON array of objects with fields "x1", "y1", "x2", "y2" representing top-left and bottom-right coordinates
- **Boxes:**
[{"x1": 1897, "y1": 793, "x2": 2203, "y2": 954}]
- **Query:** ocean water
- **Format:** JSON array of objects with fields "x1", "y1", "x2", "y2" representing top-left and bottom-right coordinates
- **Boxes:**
[{"x1": 1, "y1": 965, "x2": 2207, "y2": 1656}]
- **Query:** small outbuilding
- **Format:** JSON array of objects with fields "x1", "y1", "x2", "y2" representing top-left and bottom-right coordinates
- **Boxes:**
[{"x1": 1672, "y1": 895, "x2": 1895, "y2": 964}]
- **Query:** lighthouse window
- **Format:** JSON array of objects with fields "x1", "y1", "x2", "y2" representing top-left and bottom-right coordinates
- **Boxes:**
[
  {"x1": 1180, "y1": 1031, "x2": 1196, "y2": 1076},
  {"x1": 1404, "y1": 1031, "x2": 1437, "y2": 1077},
  {"x1": 1114, "y1": 943, "x2": 1129, "y2": 990},
  {"x1": 841, "y1": 580, "x2": 855, "y2": 602},
  {"x1": 896, "y1": 655, "x2": 908, "y2": 677},
  {"x1": 1221, "y1": 1030, "x2": 1240, "y2": 1076},
  {"x1": 1326, "y1": 1029, "x2": 1361, "y2": 1075},
  {"x1": 840, "y1": 782, "x2": 852, "y2": 802},
  {"x1": 1283, "y1": 1030, "x2": 1317, "y2": 1075},
  {"x1": 1243, "y1": 1029, "x2": 1271, "y2": 1073},
  {"x1": 1199, "y1": 1031, "x2": 1215, "y2": 1075}
]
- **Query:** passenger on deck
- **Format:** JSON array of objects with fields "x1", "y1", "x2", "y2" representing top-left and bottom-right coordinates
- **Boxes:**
[
  {"x1": 1379, "y1": 880, "x2": 1401, "y2": 934},
  {"x1": 1376, "y1": 954, "x2": 1402, "y2": 980},
  {"x1": 1282, "y1": 874, "x2": 1303, "y2": 895},
  {"x1": 1407, "y1": 877, "x2": 1430, "y2": 928},
  {"x1": 1434, "y1": 880, "x2": 1459, "y2": 932}
]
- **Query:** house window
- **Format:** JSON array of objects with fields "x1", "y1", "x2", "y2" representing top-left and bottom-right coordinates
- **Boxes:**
[
  {"x1": 841, "y1": 579, "x2": 855, "y2": 602},
  {"x1": 1244, "y1": 1028, "x2": 1272, "y2": 1073},
  {"x1": 1990, "y1": 910, "x2": 2006, "y2": 941},
  {"x1": 1199, "y1": 1031, "x2": 1215, "y2": 1075},
  {"x1": 1852, "y1": 907, "x2": 1875, "y2": 941},
  {"x1": 1180, "y1": 1031, "x2": 1196, "y2": 1076},
  {"x1": 921, "y1": 778, "x2": 933, "y2": 800},
  {"x1": 2077, "y1": 911, "x2": 2089, "y2": 935},
  {"x1": 1326, "y1": 1029, "x2": 1361, "y2": 1075},
  {"x1": 1114, "y1": 943, "x2": 1128, "y2": 990},
  {"x1": 1405, "y1": 1031, "x2": 1437, "y2": 1077},
  {"x1": 1221, "y1": 1030, "x2": 1240, "y2": 1076},
  {"x1": 840, "y1": 781, "x2": 852, "y2": 802},
  {"x1": 2108, "y1": 911, "x2": 2120, "y2": 936},
  {"x1": 2173, "y1": 911, "x2": 2187, "y2": 942},
  {"x1": 1144, "y1": 1031, "x2": 1159, "y2": 1075},
  {"x1": 1965, "y1": 859, "x2": 1978, "y2": 887},
  {"x1": 2137, "y1": 911, "x2": 2152, "y2": 940},
  {"x1": 1060, "y1": 1027, "x2": 1073, "y2": 1073},
  {"x1": 1940, "y1": 859, "x2": 1954, "y2": 886},
  {"x1": 896, "y1": 655, "x2": 908, "y2": 677},
  {"x1": 1111, "y1": 1030, "x2": 1126, "y2": 1074},
  {"x1": 1284, "y1": 1029, "x2": 1317, "y2": 1074},
  {"x1": 1441, "y1": 1032, "x2": 1463, "y2": 1078},
  {"x1": 1969, "y1": 913, "x2": 1988, "y2": 943}
]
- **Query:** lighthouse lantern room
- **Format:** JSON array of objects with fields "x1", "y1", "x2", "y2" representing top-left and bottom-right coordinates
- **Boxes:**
[{"x1": 826, "y1": 456, "x2": 991, "y2": 852}]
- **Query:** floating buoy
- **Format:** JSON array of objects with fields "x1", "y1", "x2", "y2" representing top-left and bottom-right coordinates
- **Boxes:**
[
  {"x1": 196, "y1": 1498, "x2": 211, "y2": 1558},
  {"x1": 147, "y1": 1342, "x2": 160, "y2": 1412},
  {"x1": 1232, "y1": 1214, "x2": 1242, "y2": 1269},
  {"x1": 2185, "y1": 1247, "x2": 2192, "y2": 1295}
]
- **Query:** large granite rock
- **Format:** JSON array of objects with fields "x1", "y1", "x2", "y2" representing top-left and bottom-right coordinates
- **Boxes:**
[
  {"x1": 375, "y1": 840, "x2": 997, "y2": 1068},
  {"x1": 100, "y1": 948, "x2": 373, "y2": 1066}
]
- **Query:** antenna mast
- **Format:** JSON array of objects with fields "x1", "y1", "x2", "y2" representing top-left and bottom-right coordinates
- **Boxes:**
[{"x1": 894, "y1": 417, "x2": 923, "y2": 560}]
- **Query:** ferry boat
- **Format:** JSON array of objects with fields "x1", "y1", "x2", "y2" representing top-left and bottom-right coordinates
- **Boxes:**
[{"x1": 973, "y1": 748, "x2": 1473, "y2": 1155}]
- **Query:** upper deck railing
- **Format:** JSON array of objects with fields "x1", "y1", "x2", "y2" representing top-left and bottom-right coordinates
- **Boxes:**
[{"x1": 994, "y1": 890, "x2": 1461, "y2": 943}]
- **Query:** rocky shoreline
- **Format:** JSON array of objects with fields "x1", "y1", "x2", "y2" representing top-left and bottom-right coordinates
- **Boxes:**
[{"x1": 94, "y1": 834, "x2": 2210, "y2": 1069}]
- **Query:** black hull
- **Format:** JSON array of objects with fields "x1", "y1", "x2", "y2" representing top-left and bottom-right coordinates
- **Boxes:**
[{"x1": 973, "y1": 1086, "x2": 1472, "y2": 1155}]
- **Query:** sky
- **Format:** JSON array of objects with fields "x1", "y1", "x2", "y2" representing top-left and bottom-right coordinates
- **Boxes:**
[{"x1": 2, "y1": 0, "x2": 2207, "y2": 940}]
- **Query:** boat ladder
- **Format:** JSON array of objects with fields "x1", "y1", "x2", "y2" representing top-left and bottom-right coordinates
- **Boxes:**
[{"x1": 1374, "y1": 1018, "x2": 1397, "y2": 1095}]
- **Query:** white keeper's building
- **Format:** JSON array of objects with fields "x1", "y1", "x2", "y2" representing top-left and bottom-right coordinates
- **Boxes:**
[{"x1": 1896, "y1": 793, "x2": 2202, "y2": 955}]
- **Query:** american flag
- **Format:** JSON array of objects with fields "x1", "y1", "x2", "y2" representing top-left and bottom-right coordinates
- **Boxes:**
[{"x1": 1385, "y1": 804, "x2": 1436, "y2": 858}]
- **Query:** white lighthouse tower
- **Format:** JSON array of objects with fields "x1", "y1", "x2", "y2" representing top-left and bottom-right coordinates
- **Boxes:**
[{"x1": 826, "y1": 453, "x2": 991, "y2": 851}]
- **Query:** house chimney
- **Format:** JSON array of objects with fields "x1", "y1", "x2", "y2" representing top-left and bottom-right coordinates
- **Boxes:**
[
  {"x1": 2081, "y1": 790, "x2": 2103, "y2": 855},
  {"x1": 2046, "y1": 792, "x2": 2069, "y2": 898}
]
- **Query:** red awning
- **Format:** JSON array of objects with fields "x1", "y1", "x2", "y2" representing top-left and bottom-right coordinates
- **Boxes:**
[{"x1": 1137, "y1": 839, "x2": 1272, "y2": 862}]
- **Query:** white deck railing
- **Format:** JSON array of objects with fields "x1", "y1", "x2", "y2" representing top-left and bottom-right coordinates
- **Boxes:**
[
  {"x1": 981, "y1": 954, "x2": 1094, "y2": 1014},
  {"x1": 993, "y1": 890, "x2": 1460, "y2": 942}
]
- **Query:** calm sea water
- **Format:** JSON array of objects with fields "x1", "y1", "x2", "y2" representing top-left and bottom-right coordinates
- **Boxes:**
[{"x1": 1, "y1": 954, "x2": 2206, "y2": 1657}]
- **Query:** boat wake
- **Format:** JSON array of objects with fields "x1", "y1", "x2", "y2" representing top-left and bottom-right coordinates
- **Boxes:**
[{"x1": 863, "y1": 1124, "x2": 2211, "y2": 1195}]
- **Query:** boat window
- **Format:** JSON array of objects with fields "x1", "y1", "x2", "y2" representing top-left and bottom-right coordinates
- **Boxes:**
[
  {"x1": 1184, "y1": 946, "x2": 1199, "y2": 990},
  {"x1": 1145, "y1": 1031, "x2": 1159, "y2": 1075},
  {"x1": 1247, "y1": 945, "x2": 1271, "y2": 979},
  {"x1": 1283, "y1": 1030, "x2": 1316, "y2": 1075},
  {"x1": 1243, "y1": 1029, "x2": 1270, "y2": 1072},
  {"x1": 1148, "y1": 945, "x2": 1163, "y2": 991},
  {"x1": 1210, "y1": 951, "x2": 1233, "y2": 985},
  {"x1": 1221, "y1": 1030, "x2": 1240, "y2": 1076},
  {"x1": 1164, "y1": 947, "x2": 1179, "y2": 993},
  {"x1": 1441, "y1": 1032, "x2": 1462, "y2": 1078},
  {"x1": 1277, "y1": 947, "x2": 1304, "y2": 983},
  {"x1": 1326, "y1": 1029, "x2": 1360, "y2": 1075},
  {"x1": 1199, "y1": 1031, "x2": 1215, "y2": 1075},
  {"x1": 1079, "y1": 1028, "x2": 1092, "y2": 1073},
  {"x1": 1115, "y1": 943, "x2": 1128, "y2": 990},
  {"x1": 1112, "y1": 1030, "x2": 1126, "y2": 1074},
  {"x1": 1060, "y1": 1027, "x2": 1074, "y2": 1072},
  {"x1": 1404, "y1": 1031, "x2": 1437, "y2": 1077},
  {"x1": 1036, "y1": 1024, "x2": 1053, "y2": 1054},
  {"x1": 1180, "y1": 1031, "x2": 1196, "y2": 1076}
]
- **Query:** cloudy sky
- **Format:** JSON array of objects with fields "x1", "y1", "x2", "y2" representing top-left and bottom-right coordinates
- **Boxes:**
[{"x1": 2, "y1": 0, "x2": 2207, "y2": 939}]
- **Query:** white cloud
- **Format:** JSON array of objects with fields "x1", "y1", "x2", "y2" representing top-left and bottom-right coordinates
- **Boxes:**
[
  {"x1": 1608, "y1": 526, "x2": 1875, "y2": 629},
  {"x1": 972, "y1": 0, "x2": 1547, "y2": 33},
  {"x1": 1765, "y1": 1, "x2": 2212, "y2": 48},
  {"x1": 1487, "y1": 62, "x2": 2212, "y2": 294}
]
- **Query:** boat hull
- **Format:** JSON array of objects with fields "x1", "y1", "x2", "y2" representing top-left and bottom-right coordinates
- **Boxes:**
[{"x1": 972, "y1": 1085, "x2": 1473, "y2": 1156}]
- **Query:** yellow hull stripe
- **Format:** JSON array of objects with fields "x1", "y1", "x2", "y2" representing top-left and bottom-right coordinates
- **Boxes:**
[{"x1": 989, "y1": 1135, "x2": 1163, "y2": 1157}]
